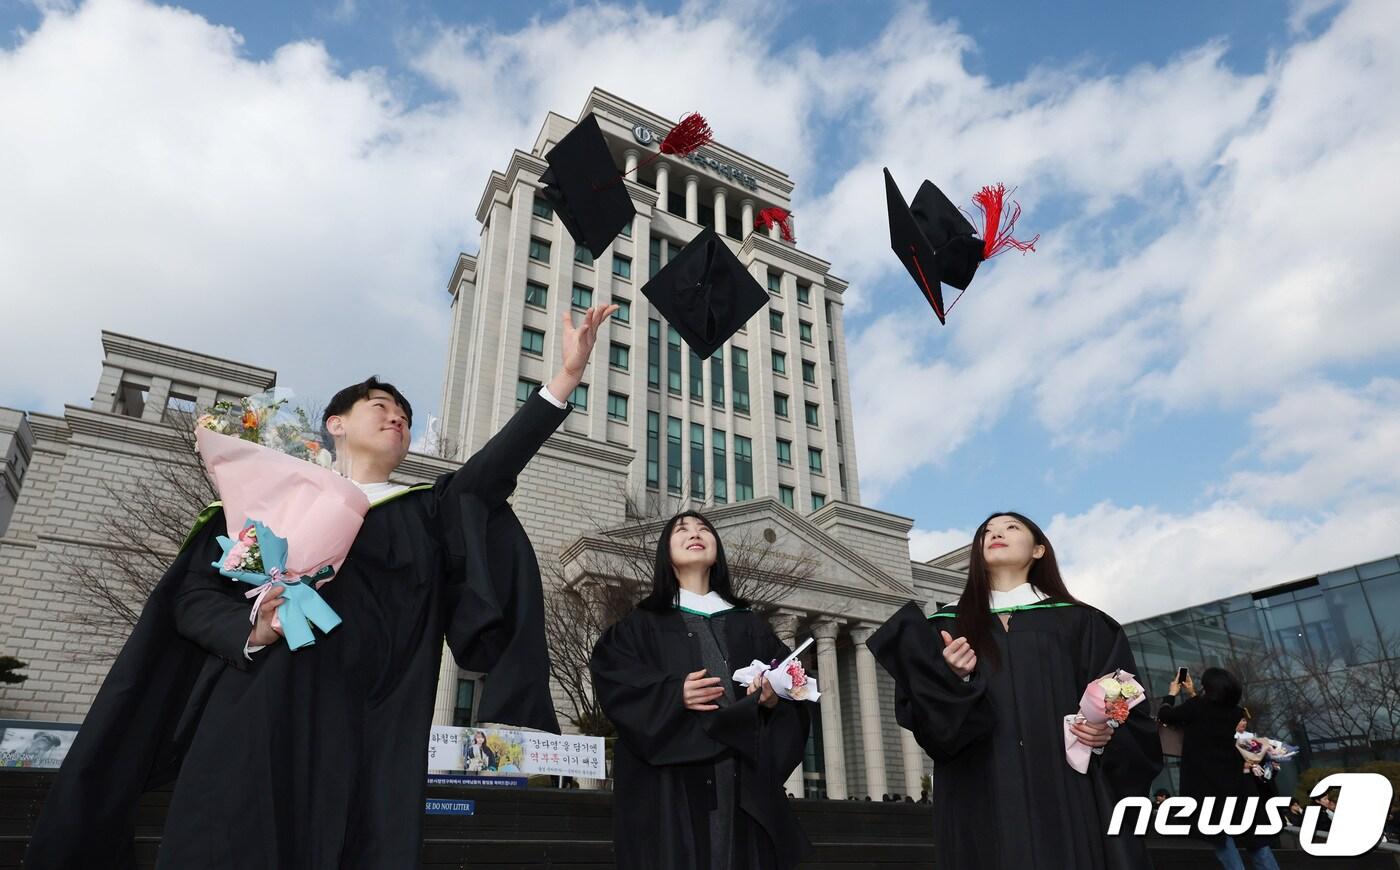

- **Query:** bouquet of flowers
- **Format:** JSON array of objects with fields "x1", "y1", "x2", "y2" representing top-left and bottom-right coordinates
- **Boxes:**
[
  {"x1": 1064, "y1": 670, "x2": 1147, "y2": 774},
  {"x1": 1236, "y1": 731, "x2": 1299, "y2": 780},
  {"x1": 732, "y1": 638, "x2": 822, "y2": 703},
  {"x1": 195, "y1": 390, "x2": 369, "y2": 651}
]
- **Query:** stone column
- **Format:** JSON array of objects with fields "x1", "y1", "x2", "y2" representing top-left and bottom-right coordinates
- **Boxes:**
[
  {"x1": 656, "y1": 162, "x2": 670, "y2": 213},
  {"x1": 624, "y1": 148, "x2": 640, "y2": 175},
  {"x1": 141, "y1": 376, "x2": 172, "y2": 423},
  {"x1": 848, "y1": 625, "x2": 888, "y2": 798},
  {"x1": 740, "y1": 199, "x2": 755, "y2": 239},
  {"x1": 770, "y1": 609, "x2": 806, "y2": 798},
  {"x1": 713, "y1": 187, "x2": 728, "y2": 236},
  {"x1": 433, "y1": 644, "x2": 460, "y2": 725},
  {"x1": 901, "y1": 727, "x2": 925, "y2": 799},
  {"x1": 767, "y1": 219, "x2": 781, "y2": 241},
  {"x1": 812, "y1": 617, "x2": 848, "y2": 799},
  {"x1": 685, "y1": 174, "x2": 700, "y2": 224}
]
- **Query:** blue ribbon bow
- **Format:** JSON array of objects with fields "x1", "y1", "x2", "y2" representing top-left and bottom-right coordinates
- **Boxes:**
[{"x1": 213, "y1": 520, "x2": 342, "y2": 651}]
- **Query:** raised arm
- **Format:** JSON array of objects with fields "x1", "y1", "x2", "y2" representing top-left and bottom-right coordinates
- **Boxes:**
[{"x1": 445, "y1": 304, "x2": 616, "y2": 506}]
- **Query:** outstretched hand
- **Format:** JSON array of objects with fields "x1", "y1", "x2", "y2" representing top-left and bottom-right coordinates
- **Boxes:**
[{"x1": 548, "y1": 304, "x2": 618, "y2": 402}]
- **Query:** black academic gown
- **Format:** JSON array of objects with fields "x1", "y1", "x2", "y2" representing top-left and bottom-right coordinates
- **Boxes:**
[
  {"x1": 590, "y1": 606, "x2": 812, "y2": 870},
  {"x1": 867, "y1": 600, "x2": 1163, "y2": 870},
  {"x1": 25, "y1": 392, "x2": 569, "y2": 869}
]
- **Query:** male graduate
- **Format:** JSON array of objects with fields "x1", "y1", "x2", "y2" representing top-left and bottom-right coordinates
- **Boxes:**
[{"x1": 26, "y1": 305, "x2": 616, "y2": 869}]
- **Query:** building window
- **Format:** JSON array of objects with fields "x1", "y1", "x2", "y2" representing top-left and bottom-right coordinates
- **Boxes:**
[
  {"x1": 711, "y1": 347, "x2": 726, "y2": 408},
  {"x1": 808, "y1": 447, "x2": 823, "y2": 473},
  {"x1": 516, "y1": 378, "x2": 541, "y2": 405},
  {"x1": 811, "y1": 492, "x2": 827, "y2": 510},
  {"x1": 650, "y1": 238, "x2": 662, "y2": 278},
  {"x1": 800, "y1": 320, "x2": 813, "y2": 343},
  {"x1": 690, "y1": 423, "x2": 705, "y2": 498},
  {"x1": 609, "y1": 342, "x2": 631, "y2": 371},
  {"x1": 529, "y1": 237, "x2": 551, "y2": 263},
  {"x1": 732, "y1": 348, "x2": 750, "y2": 414},
  {"x1": 613, "y1": 297, "x2": 631, "y2": 323},
  {"x1": 779, "y1": 485, "x2": 795, "y2": 509},
  {"x1": 772, "y1": 350, "x2": 787, "y2": 375},
  {"x1": 767, "y1": 271, "x2": 782, "y2": 295},
  {"x1": 532, "y1": 197, "x2": 554, "y2": 220},
  {"x1": 667, "y1": 327, "x2": 683, "y2": 395},
  {"x1": 620, "y1": 218, "x2": 633, "y2": 238},
  {"x1": 569, "y1": 383, "x2": 589, "y2": 410},
  {"x1": 775, "y1": 392, "x2": 790, "y2": 418},
  {"x1": 805, "y1": 402, "x2": 820, "y2": 427},
  {"x1": 648, "y1": 319, "x2": 661, "y2": 388},
  {"x1": 646, "y1": 412, "x2": 660, "y2": 487},
  {"x1": 574, "y1": 245, "x2": 594, "y2": 266},
  {"x1": 802, "y1": 359, "x2": 816, "y2": 384},
  {"x1": 607, "y1": 392, "x2": 628, "y2": 422},
  {"x1": 612, "y1": 255, "x2": 632, "y2": 280},
  {"x1": 453, "y1": 678, "x2": 477, "y2": 726},
  {"x1": 667, "y1": 416, "x2": 683, "y2": 494},
  {"x1": 689, "y1": 350, "x2": 703, "y2": 401},
  {"x1": 770, "y1": 310, "x2": 784, "y2": 334},
  {"x1": 735, "y1": 436, "x2": 754, "y2": 501},
  {"x1": 776, "y1": 439, "x2": 792, "y2": 466},
  {"x1": 797, "y1": 281, "x2": 811, "y2": 305},
  {"x1": 713, "y1": 429, "x2": 727, "y2": 503},
  {"x1": 572, "y1": 284, "x2": 593, "y2": 310},
  {"x1": 525, "y1": 280, "x2": 549, "y2": 308},
  {"x1": 520, "y1": 327, "x2": 545, "y2": 356}
]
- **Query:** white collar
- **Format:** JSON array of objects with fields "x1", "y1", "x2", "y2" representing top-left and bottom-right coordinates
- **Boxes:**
[
  {"x1": 353, "y1": 480, "x2": 410, "y2": 503},
  {"x1": 989, "y1": 582, "x2": 1048, "y2": 611},
  {"x1": 677, "y1": 588, "x2": 735, "y2": 616}
]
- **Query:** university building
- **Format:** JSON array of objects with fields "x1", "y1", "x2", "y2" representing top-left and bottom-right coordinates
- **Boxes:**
[{"x1": 0, "y1": 89, "x2": 970, "y2": 801}]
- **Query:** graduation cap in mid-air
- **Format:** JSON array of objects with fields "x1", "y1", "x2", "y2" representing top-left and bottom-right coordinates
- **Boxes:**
[
  {"x1": 641, "y1": 226, "x2": 769, "y2": 359},
  {"x1": 539, "y1": 115, "x2": 638, "y2": 257},
  {"x1": 540, "y1": 112, "x2": 715, "y2": 257},
  {"x1": 884, "y1": 167, "x2": 1039, "y2": 324}
]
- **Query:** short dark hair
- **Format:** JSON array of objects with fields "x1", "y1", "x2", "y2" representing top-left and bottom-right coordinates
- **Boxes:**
[
  {"x1": 1154, "y1": 789, "x2": 1171, "y2": 799},
  {"x1": 323, "y1": 376, "x2": 413, "y2": 428},
  {"x1": 1199, "y1": 666, "x2": 1243, "y2": 708}
]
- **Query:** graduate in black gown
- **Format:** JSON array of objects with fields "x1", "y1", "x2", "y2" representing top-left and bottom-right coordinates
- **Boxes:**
[
  {"x1": 26, "y1": 305, "x2": 618, "y2": 869},
  {"x1": 868, "y1": 512, "x2": 1163, "y2": 870},
  {"x1": 590, "y1": 511, "x2": 812, "y2": 870}
]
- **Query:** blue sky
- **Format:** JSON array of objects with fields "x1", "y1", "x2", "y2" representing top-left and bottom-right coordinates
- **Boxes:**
[{"x1": 1, "y1": 0, "x2": 1396, "y2": 620}]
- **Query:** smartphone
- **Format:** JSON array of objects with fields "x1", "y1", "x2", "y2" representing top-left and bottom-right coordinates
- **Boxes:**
[{"x1": 1176, "y1": 667, "x2": 1189, "y2": 683}]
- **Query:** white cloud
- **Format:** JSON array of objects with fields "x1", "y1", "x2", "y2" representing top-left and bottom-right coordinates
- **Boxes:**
[
  {"x1": 1222, "y1": 377, "x2": 1400, "y2": 508},
  {"x1": 831, "y1": 0, "x2": 1400, "y2": 493},
  {"x1": 0, "y1": 0, "x2": 828, "y2": 421},
  {"x1": 1049, "y1": 493, "x2": 1400, "y2": 624},
  {"x1": 908, "y1": 525, "x2": 971, "y2": 563}
]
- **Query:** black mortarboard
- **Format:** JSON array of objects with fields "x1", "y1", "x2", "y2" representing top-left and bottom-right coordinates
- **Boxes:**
[
  {"x1": 540, "y1": 115, "x2": 637, "y2": 256},
  {"x1": 885, "y1": 168, "x2": 984, "y2": 324},
  {"x1": 641, "y1": 226, "x2": 769, "y2": 359}
]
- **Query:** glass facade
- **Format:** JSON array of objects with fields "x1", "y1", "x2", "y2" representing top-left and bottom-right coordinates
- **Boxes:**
[{"x1": 1124, "y1": 554, "x2": 1400, "y2": 799}]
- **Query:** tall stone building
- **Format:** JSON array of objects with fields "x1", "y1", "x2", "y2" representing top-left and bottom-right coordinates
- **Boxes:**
[{"x1": 0, "y1": 89, "x2": 972, "y2": 801}]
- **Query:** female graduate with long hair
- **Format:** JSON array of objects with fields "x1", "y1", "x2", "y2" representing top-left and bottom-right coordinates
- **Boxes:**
[
  {"x1": 867, "y1": 512, "x2": 1162, "y2": 869},
  {"x1": 589, "y1": 511, "x2": 811, "y2": 870}
]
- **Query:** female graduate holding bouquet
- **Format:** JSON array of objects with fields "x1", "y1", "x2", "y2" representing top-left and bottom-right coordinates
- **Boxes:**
[
  {"x1": 867, "y1": 512, "x2": 1162, "y2": 869},
  {"x1": 590, "y1": 511, "x2": 811, "y2": 870}
]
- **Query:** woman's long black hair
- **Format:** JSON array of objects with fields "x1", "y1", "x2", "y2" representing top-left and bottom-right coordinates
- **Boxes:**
[
  {"x1": 638, "y1": 510, "x2": 750, "y2": 612},
  {"x1": 953, "y1": 511, "x2": 1077, "y2": 669}
]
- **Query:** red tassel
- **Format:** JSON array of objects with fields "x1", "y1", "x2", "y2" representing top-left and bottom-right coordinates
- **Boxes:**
[
  {"x1": 755, "y1": 207, "x2": 795, "y2": 242},
  {"x1": 660, "y1": 112, "x2": 714, "y2": 157},
  {"x1": 972, "y1": 183, "x2": 1038, "y2": 259}
]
